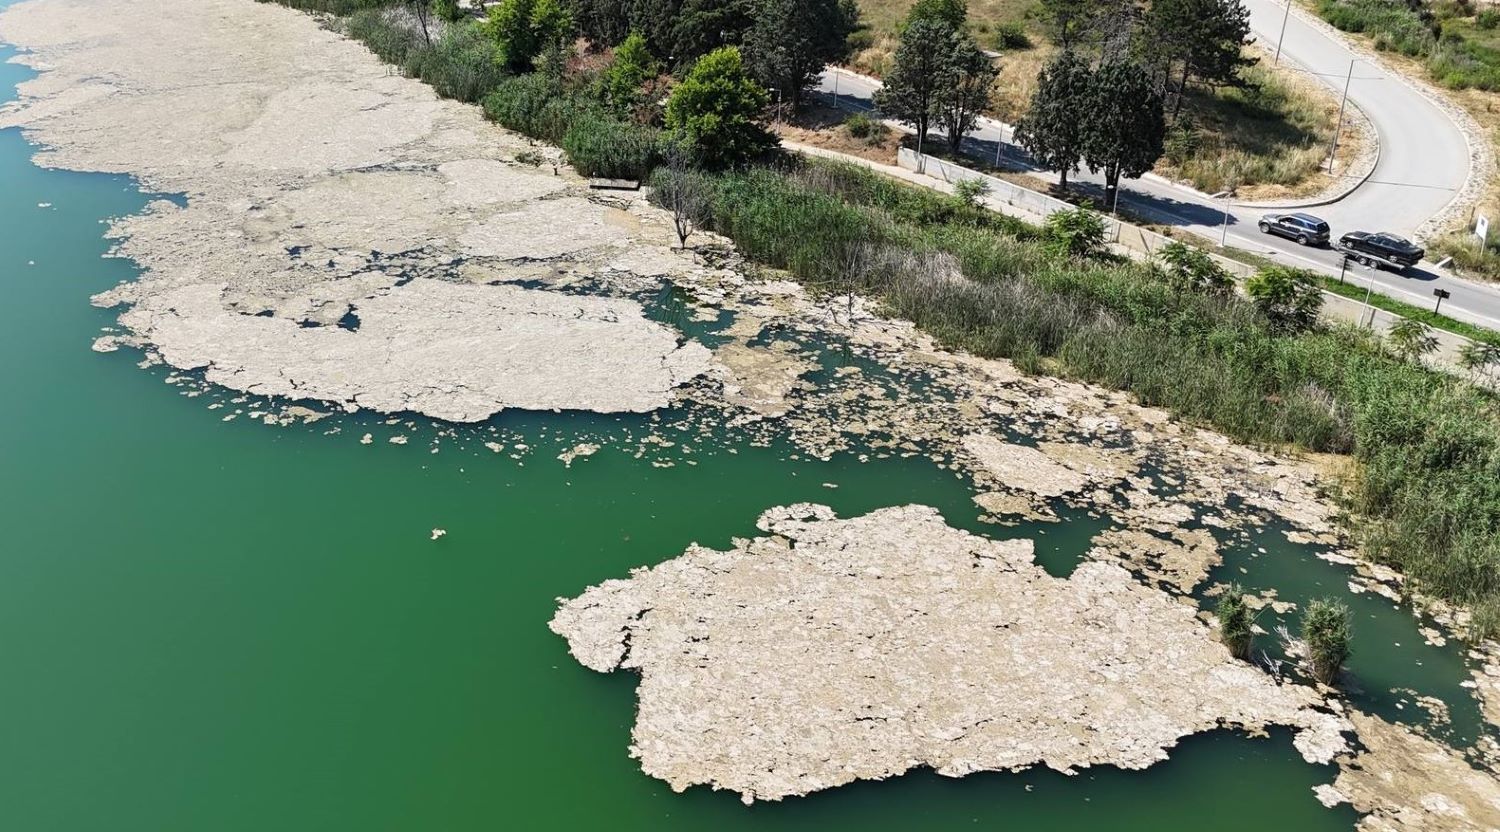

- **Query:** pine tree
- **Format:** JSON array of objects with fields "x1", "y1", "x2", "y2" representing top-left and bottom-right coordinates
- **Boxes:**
[
  {"x1": 935, "y1": 35, "x2": 996, "y2": 154},
  {"x1": 669, "y1": 0, "x2": 754, "y2": 67},
  {"x1": 1081, "y1": 58, "x2": 1164, "y2": 208},
  {"x1": 905, "y1": 0, "x2": 968, "y2": 29},
  {"x1": 743, "y1": 0, "x2": 858, "y2": 109},
  {"x1": 874, "y1": 17, "x2": 955, "y2": 146},
  {"x1": 1014, "y1": 51, "x2": 1091, "y2": 192}
]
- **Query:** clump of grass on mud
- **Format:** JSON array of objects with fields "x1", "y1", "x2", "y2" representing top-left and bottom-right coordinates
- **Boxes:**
[
  {"x1": 1302, "y1": 598, "x2": 1353, "y2": 686},
  {"x1": 1217, "y1": 584, "x2": 1257, "y2": 661}
]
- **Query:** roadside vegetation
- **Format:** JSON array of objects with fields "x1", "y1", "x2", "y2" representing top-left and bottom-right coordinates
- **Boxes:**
[
  {"x1": 263, "y1": 0, "x2": 1500, "y2": 636},
  {"x1": 846, "y1": 0, "x2": 1346, "y2": 195}
]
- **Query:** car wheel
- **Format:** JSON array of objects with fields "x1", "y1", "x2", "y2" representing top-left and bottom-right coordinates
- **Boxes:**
[
  {"x1": 1297, "y1": 234, "x2": 1309, "y2": 245},
  {"x1": 1259, "y1": 222, "x2": 1271, "y2": 233}
]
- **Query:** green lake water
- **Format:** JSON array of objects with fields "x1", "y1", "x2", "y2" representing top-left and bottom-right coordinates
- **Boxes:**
[{"x1": 0, "y1": 31, "x2": 1487, "y2": 829}]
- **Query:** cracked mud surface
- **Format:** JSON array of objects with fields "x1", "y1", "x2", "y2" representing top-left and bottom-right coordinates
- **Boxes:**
[
  {"x1": 551, "y1": 504, "x2": 1348, "y2": 804},
  {"x1": 0, "y1": 0, "x2": 710, "y2": 420}
]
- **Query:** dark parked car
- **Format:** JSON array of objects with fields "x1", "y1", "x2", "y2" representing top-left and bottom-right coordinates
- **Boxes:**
[
  {"x1": 1336, "y1": 231, "x2": 1425, "y2": 271},
  {"x1": 1257, "y1": 212, "x2": 1330, "y2": 246}
]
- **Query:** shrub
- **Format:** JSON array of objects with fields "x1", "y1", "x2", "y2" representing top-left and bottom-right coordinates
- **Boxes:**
[
  {"x1": 994, "y1": 22, "x2": 1033, "y2": 49},
  {"x1": 1155, "y1": 241, "x2": 1233, "y2": 295},
  {"x1": 1217, "y1": 584, "x2": 1257, "y2": 660},
  {"x1": 602, "y1": 31, "x2": 661, "y2": 116},
  {"x1": 845, "y1": 112, "x2": 879, "y2": 138},
  {"x1": 432, "y1": 0, "x2": 463, "y2": 22},
  {"x1": 953, "y1": 177, "x2": 990, "y2": 208},
  {"x1": 1302, "y1": 598, "x2": 1352, "y2": 685},
  {"x1": 404, "y1": 21, "x2": 509, "y2": 102},
  {"x1": 1386, "y1": 318, "x2": 1438, "y2": 362},
  {"x1": 1247, "y1": 266, "x2": 1323, "y2": 332},
  {"x1": 1043, "y1": 207, "x2": 1107, "y2": 259},
  {"x1": 562, "y1": 113, "x2": 660, "y2": 179},
  {"x1": 1480, "y1": 8, "x2": 1500, "y2": 29},
  {"x1": 484, "y1": 73, "x2": 566, "y2": 137}
]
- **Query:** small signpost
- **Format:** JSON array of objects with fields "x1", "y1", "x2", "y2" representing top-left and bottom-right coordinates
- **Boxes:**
[
  {"x1": 1476, "y1": 215, "x2": 1490, "y2": 247},
  {"x1": 1434, "y1": 287, "x2": 1451, "y2": 313}
]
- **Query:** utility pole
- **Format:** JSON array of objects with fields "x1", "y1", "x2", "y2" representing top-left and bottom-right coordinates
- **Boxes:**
[
  {"x1": 1359, "y1": 259, "x2": 1379, "y2": 327},
  {"x1": 1212, "y1": 191, "x2": 1231, "y2": 246},
  {"x1": 1274, "y1": 0, "x2": 1292, "y2": 66},
  {"x1": 832, "y1": 70, "x2": 839, "y2": 109},
  {"x1": 1328, "y1": 59, "x2": 1354, "y2": 174}
]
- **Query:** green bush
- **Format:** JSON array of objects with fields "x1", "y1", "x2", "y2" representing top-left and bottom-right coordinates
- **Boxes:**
[
  {"x1": 1247, "y1": 265, "x2": 1323, "y2": 332},
  {"x1": 1480, "y1": 9, "x2": 1500, "y2": 29},
  {"x1": 844, "y1": 112, "x2": 879, "y2": 139},
  {"x1": 404, "y1": 21, "x2": 509, "y2": 102},
  {"x1": 1043, "y1": 207, "x2": 1107, "y2": 259},
  {"x1": 562, "y1": 114, "x2": 661, "y2": 179},
  {"x1": 1302, "y1": 599, "x2": 1352, "y2": 685},
  {"x1": 1155, "y1": 240, "x2": 1233, "y2": 295},
  {"x1": 994, "y1": 22, "x2": 1033, "y2": 49}
]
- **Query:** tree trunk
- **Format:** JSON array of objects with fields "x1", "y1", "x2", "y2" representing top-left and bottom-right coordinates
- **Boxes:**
[
  {"x1": 1171, "y1": 65, "x2": 1190, "y2": 121},
  {"x1": 1058, "y1": 166, "x2": 1069, "y2": 193}
]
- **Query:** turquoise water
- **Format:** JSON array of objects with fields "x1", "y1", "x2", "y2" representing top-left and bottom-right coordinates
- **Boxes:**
[{"x1": 0, "y1": 31, "x2": 1479, "y2": 829}]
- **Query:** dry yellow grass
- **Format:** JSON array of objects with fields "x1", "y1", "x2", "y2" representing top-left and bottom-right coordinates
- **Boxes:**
[{"x1": 845, "y1": 0, "x2": 1349, "y2": 194}]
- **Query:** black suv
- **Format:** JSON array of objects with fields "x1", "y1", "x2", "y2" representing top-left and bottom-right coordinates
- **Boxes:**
[
  {"x1": 1338, "y1": 231, "x2": 1425, "y2": 269},
  {"x1": 1258, "y1": 212, "x2": 1330, "y2": 246}
]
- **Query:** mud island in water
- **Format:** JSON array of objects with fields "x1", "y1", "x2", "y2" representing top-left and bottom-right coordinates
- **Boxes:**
[{"x1": 2, "y1": 0, "x2": 1499, "y2": 827}]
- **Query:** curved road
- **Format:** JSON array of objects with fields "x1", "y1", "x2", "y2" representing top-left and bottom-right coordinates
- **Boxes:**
[{"x1": 816, "y1": 0, "x2": 1500, "y2": 330}]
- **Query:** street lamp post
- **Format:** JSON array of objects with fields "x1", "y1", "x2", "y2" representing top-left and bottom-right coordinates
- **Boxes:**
[
  {"x1": 1328, "y1": 59, "x2": 1355, "y2": 174},
  {"x1": 1359, "y1": 259, "x2": 1379, "y2": 327},
  {"x1": 1274, "y1": 0, "x2": 1292, "y2": 66},
  {"x1": 1211, "y1": 190, "x2": 1232, "y2": 246}
]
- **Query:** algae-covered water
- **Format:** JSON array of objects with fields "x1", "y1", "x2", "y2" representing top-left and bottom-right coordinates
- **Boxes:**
[{"x1": 0, "y1": 36, "x2": 1486, "y2": 830}]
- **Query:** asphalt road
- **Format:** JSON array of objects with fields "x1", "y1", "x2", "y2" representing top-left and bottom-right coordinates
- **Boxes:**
[{"x1": 813, "y1": 0, "x2": 1500, "y2": 331}]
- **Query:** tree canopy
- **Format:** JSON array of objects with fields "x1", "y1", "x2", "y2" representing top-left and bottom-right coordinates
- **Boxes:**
[
  {"x1": 933, "y1": 34, "x2": 996, "y2": 154},
  {"x1": 743, "y1": 0, "x2": 858, "y2": 109},
  {"x1": 874, "y1": 17, "x2": 957, "y2": 145},
  {"x1": 1014, "y1": 51, "x2": 1092, "y2": 191},
  {"x1": 665, "y1": 46, "x2": 775, "y2": 168},
  {"x1": 1081, "y1": 58, "x2": 1165, "y2": 207}
]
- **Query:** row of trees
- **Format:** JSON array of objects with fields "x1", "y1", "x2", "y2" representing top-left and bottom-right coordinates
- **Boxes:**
[
  {"x1": 1013, "y1": 0, "x2": 1254, "y2": 199},
  {"x1": 873, "y1": 3, "x2": 997, "y2": 155}
]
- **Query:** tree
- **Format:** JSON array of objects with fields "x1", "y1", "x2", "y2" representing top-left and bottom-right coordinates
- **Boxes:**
[
  {"x1": 432, "y1": 0, "x2": 463, "y2": 23},
  {"x1": 486, "y1": 0, "x2": 575, "y2": 72},
  {"x1": 408, "y1": 0, "x2": 434, "y2": 46},
  {"x1": 743, "y1": 0, "x2": 858, "y2": 110},
  {"x1": 650, "y1": 143, "x2": 715, "y2": 248},
  {"x1": 628, "y1": 0, "x2": 684, "y2": 59},
  {"x1": 1155, "y1": 240, "x2": 1232, "y2": 294},
  {"x1": 1140, "y1": 0, "x2": 1253, "y2": 116},
  {"x1": 1302, "y1": 598, "x2": 1351, "y2": 686},
  {"x1": 905, "y1": 0, "x2": 968, "y2": 29},
  {"x1": 603, "y1": 31, "x2": 662, "y2": 117},
  {"x1": 1037, "y1": 0, "x2": 1101, "y2": 50},
  {"x1": 572, "y1": 0, "x2": 632, "y2": 46},
  {"x1": 665, "y1": 47, "x2": 775, "y2": 168},
  {"x1": 1082, "y1": 58, "x2": 1164, "y2": 209},
  {"x1": 1216, "y1": 583, "x2": 1256, "y2": 661},
  {"x1": 935, "y1": 34, "x2": 996, "y2": 154},
  {"x1": 1246, "y1": 266, "x2": 1322, "y2": 332},
  {"x1": 1387, "y1": 318, "x2": 1438, "y2": 362},
  {"x1": 1015, "y1": 51, "x2": 1091, "y2": 191},
  {"x1": 874, "y1": 18, "x2": 956, "y2": 148},
  {"x1": 670, "y1": 0, "x2": 755, "y2": 66}
]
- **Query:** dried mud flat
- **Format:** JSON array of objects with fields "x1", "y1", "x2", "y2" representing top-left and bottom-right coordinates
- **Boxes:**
[
  {"x1": 0, "y1": 0, "x2": 710, "y2": 420},
  {"x1": 551, "y1": 504, "x2": 1348, "y2": 804}
]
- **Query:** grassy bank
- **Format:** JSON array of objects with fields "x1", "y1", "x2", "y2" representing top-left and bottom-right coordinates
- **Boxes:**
[{"x1": 269, "y1": 0, "x2": 1500, "y2": 636}]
